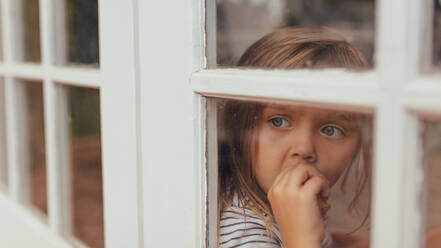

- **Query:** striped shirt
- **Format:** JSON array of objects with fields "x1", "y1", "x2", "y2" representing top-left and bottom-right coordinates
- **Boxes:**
[{"x1": 219, "y1": 197, "x2": 333, "y2": 248}]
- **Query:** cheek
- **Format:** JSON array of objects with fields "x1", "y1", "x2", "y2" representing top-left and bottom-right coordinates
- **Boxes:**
[
  {"x1": 253, "y1": 148, "x2": 278, "y2": 192},
  {"x1": 252, "y1": 130, "x2": 285, "y2": 192},
  {"x1": 321, "y1": 140, "x2": 360, "y2": 186}
]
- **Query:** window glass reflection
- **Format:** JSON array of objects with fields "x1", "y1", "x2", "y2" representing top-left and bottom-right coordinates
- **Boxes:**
[
  {"x1": 216, "y1": 98, "x2": 373, "y2": 247},
  {"x1": 424, "y1": 121, "x2": 441, "y2": 247},
  {"x1": 18, "y1": 80, "x2": 47, "y2": 215},
  {"x1": 216, "y1": 0, "x2": 375, "y2": 68},
  {"x1": 55, "y1": 0, "x2": 99, "y2": 66},
  {"x1": 67, "y1": 86, "x2": 103, "y2": 248},
  {"x1": 18, "y1": 0, "x2": 41, "y2": 62}
]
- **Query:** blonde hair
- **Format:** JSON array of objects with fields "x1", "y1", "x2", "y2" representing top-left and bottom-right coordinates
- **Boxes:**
[{"x1": 218, "y1": 26, "x2": 372, "y2": 240}]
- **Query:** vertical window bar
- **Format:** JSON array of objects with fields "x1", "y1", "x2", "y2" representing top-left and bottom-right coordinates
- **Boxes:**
[
  {"x1": 5, "y1": 80, "x2": 28, "y2": 202},
  {"x1": 402, "y1": 115, "x2": 425, "y2": 248},
  {"x1": 205, "y1": 98, "x2": 218, "y2": 248},
  {"x1": 40, "y1": 0, "x2": 70, "y2": 235},
  {"x1": 0, "y1": 82, "x2": 7, "y2": 187},
  {"x1": 52, "y1": 0, "x2": 66, "y2": 65},
  {"x1": 372, "y1": 103, "x2": 407, "y2": 248},
  {"x1": 1, "y1": 0, "x2": 26, "y2": 201},
  {"x1": 205, "y1": 0, "x2": 216, "y2": 67},
  {"x1": 374, "y1": 0, "x2": 429, "y2": 247},
  {"x1": 420, "y1": 0, "x2": 435, "y2": 70},
  {"x1": 377, "y1": 0, "x2": 418, "y2": 83}
]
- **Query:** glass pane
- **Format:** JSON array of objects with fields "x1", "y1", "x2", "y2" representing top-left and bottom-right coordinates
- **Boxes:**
[
  {"x1": 434, "y1": 0, "x2": 441, "y2": 67},
  {"x1": 17, "y1": 0, "x2": 41, "y2": 62},
  {"x1": 55, "y1": 0, "x2": 99, "y2": 66},
  {"x1": 424, "y1": 121, "x2": 441, "y2": 247},
  {"x1": 67, "y1": 86, "x2": 103, "y2": 248},
  {"x1": 0, "y1": 79, "x2": 7, "y2": 187},
  {"x1": 215, "y1": 0, "x2": 375, "y2": 69},
  {"x1": 215, "y1": 98, "x2": 373, "y2": 247},
  {"x1": 18, "y1": 80, "x2": 47, "y2": 214}
]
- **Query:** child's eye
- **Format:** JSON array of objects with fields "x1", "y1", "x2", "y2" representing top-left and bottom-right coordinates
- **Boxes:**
[
  {"x1": 269, "y1": 117, "x2": 291, "y2": 128},
  {"x1": 321, "y1": 125, "x2": 345, "y2": 137}
]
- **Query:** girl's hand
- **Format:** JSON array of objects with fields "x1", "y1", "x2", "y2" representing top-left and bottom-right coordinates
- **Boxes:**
[{"x1": 268, "y1": 163, "x2": 330, "y2": 248}]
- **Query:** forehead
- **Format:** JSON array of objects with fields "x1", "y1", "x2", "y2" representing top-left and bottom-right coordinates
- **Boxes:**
[{"x1": 263, "y1": 104, "x2": 357, "y2": 122}]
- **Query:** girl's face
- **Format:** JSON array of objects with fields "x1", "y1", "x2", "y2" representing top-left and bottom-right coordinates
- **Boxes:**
[{"x1": 253, "y1": 104, "x2": 361, "y2": 193}]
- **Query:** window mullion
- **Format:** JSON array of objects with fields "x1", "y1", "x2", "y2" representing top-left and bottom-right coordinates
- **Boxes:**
[
  {"x1": 377, "y1": 0, "x2": 422, "y2": 83},
  {"x1": 205, "y1": 98, "x2": 218, "y2": 248},
  {"x1": 1, "y1": 0, "x2": 14, "y2": 63},
  {"x1": 4, "y1": 79, "x2": 28, "y2": 202},
  {"x1": 205, "y1": 0, "x2": 216, "y2": 67},
  {"x1": 1, "y1": 0, "x2": 29, "y2": 203},
  {"x1": 372, "y1": 101, "x2": 408, "y2": 248},
  {"x1": 40, "y1": 0, "x2": 69, "y2": 235},
  {"x1": 402, "y1": 115, "x2": 425, "y2": 248}
]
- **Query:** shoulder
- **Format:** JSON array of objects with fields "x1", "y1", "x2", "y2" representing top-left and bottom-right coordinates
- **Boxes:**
[{"x1": 219, "y1": 204, "x2": 282, "y2": 248}]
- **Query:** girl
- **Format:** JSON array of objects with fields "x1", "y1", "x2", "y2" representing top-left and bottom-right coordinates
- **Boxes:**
[{"x1": 218, "y1": 26, "x2": 372, "y2": 248}]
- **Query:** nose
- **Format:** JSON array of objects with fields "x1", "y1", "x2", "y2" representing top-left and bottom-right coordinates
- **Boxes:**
[{"x1": 289, "y1": 129, "x2": 317, "y2": 164}]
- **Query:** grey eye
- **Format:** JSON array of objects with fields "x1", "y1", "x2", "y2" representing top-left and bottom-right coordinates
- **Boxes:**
[
  {"x1": 271, "y1": 117, "x2": 283, "y2": 127},
  {"x1": 322, "y1": 126, "x2": 335, "y2": 136},
  {"x1": 321, "y1": 126, "x2": 344, "y2": 137},
  {"x1": 269, "y1": 117, "x2": 290, "y2": 128}
]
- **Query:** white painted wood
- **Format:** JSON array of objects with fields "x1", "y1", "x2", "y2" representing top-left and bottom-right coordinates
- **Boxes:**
[
  {"x1": 205, "y1": 0, "x2": 216, "y2": 67},
  {"x1": 40, "y1": 0, "x2": 72, "y2": 236},
  {"x1": 194, "y1": 94, "x2": 207, "y2": 248},
  {"x1": 377, "y1": 0, "x2": 414, "y2": 84},
  {"x1": 401, "y1": 116, "x2": 425, "y2": 248},
  {"x1": 419, "y1": 0, "x2": 435, "y2": 70},
  {"x1": 99, "y1": 0, "x2": 143, "y2": 247},
  {"x1": 15, "y1": 80, "x2": 31, "y2": 204},
  {"x1": 0, "y1": 0, "x2": 13, "y2": 63},
  {"x1": 193, "y1": 0, "x2": 207, "y2": 70},
  {"x1": 5, "y1": 79, "x2": 30, "y2": 203},
  {"x1": 191, "y1": 69, "x2": 379, "y2": 109},
  {"x1": 53, "y1": 0, "x2": 67, "y2": 65},
  {"x1": 403, "y1": 79, "x2": 441, "y2": 113},
  {"x1": 39, "y1": 0, "x2": 54, "y2": 66},
  {"x1": 138, "y1": 0, "x2": 205, "y2": 246},
  {"x1": 0, "y1": 64, "x2": 101, "y2": 88},
  {"x1": 371, "y1": 101, "x2": 407, "y2": 248},
  {"x1": 0, "y1": 193, "x2": 73, "y2": 248},
  {"x1": 0, "y1": 80, "x2": 7, "y2": 186},
  {"x1": 9, "y1": 0, "x2": 24, "y2": 61},
  {"x1": 205, "y1": 98, "x2": 218, "y2": 248},
  {"x1": 46, "y1": 67, "x2": 100, "y2": 88},
  {"x1": 194, "y1": 1, "x2": 209, "y2": 247}
]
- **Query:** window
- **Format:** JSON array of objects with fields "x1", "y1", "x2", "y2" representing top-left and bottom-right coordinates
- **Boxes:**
[
  {"x1": 0, "y1": 0, "x2": 142, "y2": 248},
  {"x1": 194, "y1": 0, "x2": 441, "y2": 247}
]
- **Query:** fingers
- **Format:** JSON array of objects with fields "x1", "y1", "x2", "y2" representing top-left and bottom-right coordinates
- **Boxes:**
[
  {"x1": 303, "y1": 174, "x2": 331, "y2": 199},
  {"x1": 268, "y1": 163, "x2": 330, "y2": 199}
]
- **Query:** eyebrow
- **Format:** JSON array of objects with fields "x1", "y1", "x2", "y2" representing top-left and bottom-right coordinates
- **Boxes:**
[
  {"x1": 264, "y1": 104, "x2": 357, "y2": 123},
  {"x1": 265, "y1": 104, "x2": 304, "y2": 114},
  {"x1": 324, "y1": 112, "x2": 356, "y2": 123}
]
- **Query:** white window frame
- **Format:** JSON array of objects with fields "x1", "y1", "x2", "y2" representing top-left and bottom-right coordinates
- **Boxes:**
[
  {"x1": 137, "y1": 0, "x2": 441, "y2": 247},
  {"x1": 0, "y1": 0, "x2": 142, "y2": 247}
]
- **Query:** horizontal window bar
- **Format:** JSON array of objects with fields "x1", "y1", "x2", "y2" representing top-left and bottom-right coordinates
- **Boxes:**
[
  {"x1": 0, "y1": 64, "x2": 100, "y2": 88},
  {"x1": 191, "y1": 69, "x2": 380, "y2": 111}
]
